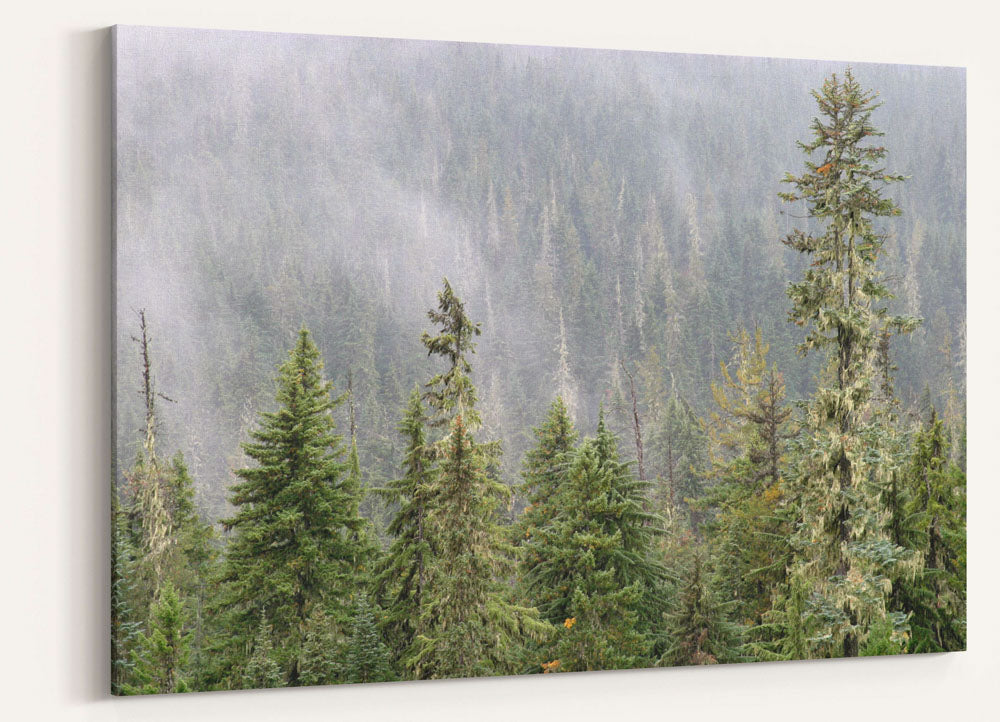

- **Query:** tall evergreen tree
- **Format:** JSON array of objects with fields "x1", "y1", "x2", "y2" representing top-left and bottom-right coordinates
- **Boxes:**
[
  {"x1": 410, "y1": 413, "x2": 548, "y2": 678},
  {"x1": 538, "y1": 439, "x2": 653, "y2": 671},
  {"x1": 702, "y1": 328, "x2": 794, "y2": 626},
  {"x1": 779, "y1": 69, "x2": 920, "y2": 657},
  {"x1": 373, "y1": 388, "x2": 435, "y2": 658},
  {"x1": 119, "y1": 312, "x2": 219, "y2": 693},
  {"x1": 523, "y1": 411, "x2": 667, "y2": 667},
  {"x1": 514, "y1": 396, "x2": 578, "y2": 564},
  {"x1": 211, "y1": 327, "x2": 367, "y2": 686},
  {"x1": 421, "y1": 277, "x2": 483, "y2": 429},
  {"x1": 647, "y1": 392, "x2": 708, "y2": 524},
  {"x1": 409, "y1": 280, "x2": 548, "y2": 679}
]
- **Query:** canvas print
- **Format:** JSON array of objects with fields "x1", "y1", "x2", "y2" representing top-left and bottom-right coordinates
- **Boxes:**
[{"x1": 112, "y1": 25, "x2": 966, "y2": 694}]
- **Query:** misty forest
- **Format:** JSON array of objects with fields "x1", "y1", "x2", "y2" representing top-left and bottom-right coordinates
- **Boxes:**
[{"x1": 112, "y1": 29, "x2": 966, "y2": 694}]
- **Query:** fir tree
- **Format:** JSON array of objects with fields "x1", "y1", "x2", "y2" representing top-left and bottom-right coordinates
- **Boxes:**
[
  {"x1": 410, "y1": 413, "x2": 547, "y2": 678},
  {"x1": 241, "y1": 611, "x2": 283, "y2": 690},
  {"x1": 343, "y1": 593, "x2": 396, "y2": 684},
  {"x1": 421, "y1": 278, "x2": 482, "y2": 429},
  {"x1": 211, "y1": 327, "x2": 367, "y2": 686},
  {"x1": 373, "y1": 389, "x2": 435, "y2": 657},
  {"x1": 895, "y1": 408, "x2": 967, "y2": 652},
  {"x1": 124, "y1": 582, "x2": 193, "y2": 694},
  {"x1": 514, "y1": 396, "x2": 578, "y2": 570},
  {"x1": 297, "y1": 607, "x2": 340, "y2": 687},
  {"x1": 539, "y1": 440, "x2": 653, "y2": 671},
  {"x1": 779, "y1": 69, "x2": 920, "y2": 657},
  {"x1": 410, "y1": 281, "x2": 548, "y2": 678},
  {"x1": 659, "y1": 550, "x2": 741, "y2": 667},
  {"x1": 523, "y1": 412, "x2": 667, "y2": 667}
]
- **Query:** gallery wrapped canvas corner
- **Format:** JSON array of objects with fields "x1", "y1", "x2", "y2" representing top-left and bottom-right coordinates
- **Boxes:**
[{"x1": 112, "y1": 25, "x2": 966, "y2": 694}]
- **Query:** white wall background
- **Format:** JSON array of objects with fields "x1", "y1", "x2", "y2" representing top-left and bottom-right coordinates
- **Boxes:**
[{"x1": 1, "y1": 2, "x2": 996, "y2": 720}]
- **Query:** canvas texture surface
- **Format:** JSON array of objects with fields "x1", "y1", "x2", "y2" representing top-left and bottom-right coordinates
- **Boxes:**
[{"x1": 112, "y1": 25, "x2": 966, "y2": 694}]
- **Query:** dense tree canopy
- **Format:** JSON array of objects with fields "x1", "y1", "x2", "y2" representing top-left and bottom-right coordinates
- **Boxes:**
[{"x1": 112, "y1": 54, "x2": 966, "y2": 694}]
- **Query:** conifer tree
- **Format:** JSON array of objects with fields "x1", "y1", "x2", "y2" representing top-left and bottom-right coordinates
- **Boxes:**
[
  {"x1": 421, "y1": 278, "x2": 482, "y2": 429},
  {"x1": 111, "y1": 487, "x2": 141, "y2": 695},
  {"x1": 659, "y1": 551, "x2": 741, "y2": 667},
  {"x1": 123, "y1": 310, "x2": 175, "y2": 587},
  {"x1": 212, "y1": 327, "x2": 367, "y2": 686},
  {"x1": 373, "y1": 389, "x2": 435, "y2": 657},
  {"x1": 538, "y1": 440, "x2": 653, "y2": 671},
  {"x1": 514, "y1": 396, "x2": 577, "y2": 567},
  {"x1": 779, "y1": 69, "x2": 920, "y2": 657},
  {"x1": 343, "y1": 593, "x2": 396, "y2": 684},
  {"x1": 410, "y1": 412, "x2": 547, "y2": 678},
  {"x1": 410, "y1": 280, "x2": 548, "y2": 679},
  {"x1": 647, "y1": 392, "x2": 708, "y2": 524},
  {"x1": 160, "y1": 452, "x2": 217, "y2": 674},
  {"x1": 297, "y1": 607, "x2": 341, "y2": 687},
  {"x1": 124, "y1": 582, "x2": 192, "y2": 694},
  {"x1": 241, "y1": 611, "x2": 283, "y2": 690},
  {"x1": 702, "y1": 328, "x2": 794, "y2": 626},
  {"x1": 523, "y1": 412, "x2": 666, "y2": 667},
  {"x1": 895, "y1": 408, "x2": 967, "y2": 652}
]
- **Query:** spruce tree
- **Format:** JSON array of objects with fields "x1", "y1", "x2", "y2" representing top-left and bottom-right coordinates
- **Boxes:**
[
  {"x1": 514, "y1": 396, "x2": 578, "y2": 576},
  {"x1": 123, "y1": 582, "x2": 193, "y2": 694},
  {"x1": 297, "y1": 607, "x2": 340, "y2": 687},
  {"x1": 659, "y1": 551, "x2": 741, "y2": 667},
  {"x1": 212, "y1": 327, "x2": 367, "y2": 686},
  {"x1": 523, "y1": 412, "x2": 667, "y2": 669},
  {"x1": 409, "y1": 280, "x2": 548, "y2": 679},
  {"x1": 539, "y1": 439, "x2": 652, "y2": 671},
  {"x1": 342, "y1": 593, "x2": 396, "y2": 684},
  {"x1": 372, "y1": 388, "x2": 435, "y2": 658},
  {"x1": 421, "y1": 277, "x2": 482, "y2": 429},
  {"x1": 241, "y1": 611, "x2": 283, "y2": 689},
  {"x1": 779, "y1": 70, "x2": 920, "y2": 657},
  {"x1": 410, "y1": 412, "x2": 547, "y2": 678},
  {"x1": 895, "y1": 408, "x2": 967, "y2": 652}
]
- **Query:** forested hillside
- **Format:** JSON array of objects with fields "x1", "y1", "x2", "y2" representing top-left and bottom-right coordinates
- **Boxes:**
[{"x1": 113, "y1": 27, "x2": 965, "y2": 693}]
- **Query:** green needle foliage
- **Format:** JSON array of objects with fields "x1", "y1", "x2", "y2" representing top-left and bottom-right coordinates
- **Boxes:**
[
  {"x1": 372, "y1": 388, "x2": 436, "y2": 656},
  {"x1": 895, "y1": 408, "x2": 967, "y2": 652},
  {"x1": 111, "y1": 64, "x2": 965, "y2": 691},
  {"x1": 522, "y1": 411, "x2": 667, "y2": 670},
  {"x1": 540, "y1": 439, "x2": 653, "y2": 671},
  {"x1": 343, "y1": 592, "x2": 396, "y2": 684},
  {"x1": 421, "y1": 278, "x2": 483, "y2": 429},
  {"x1": 514, "y1": 396, "x2": 578, "y2": 581},
  {"x1": 124, "y1": 582, "x2": 193, "y2": 695},
  {"x1": 410, "y1": 407, "x2": 548, "y2": 678},
  {"x1": 212, "y1": 327, "x2": 368, "y2": 687},
  {"x1": 659, "y1": 550, "x2": 742, "y2": 667},
  {"x1": 111, "y1": 488, "x2": 141, "y2": 695},
  {"x1": 779, "y1": 69, "x2": 921, "y2": 657},
  {"x1": 409, "y1": 280, "x2": 549, "y2": 679},
  {"x1": 242, "y1": 611, "x2": 284, "y2": 690}
]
